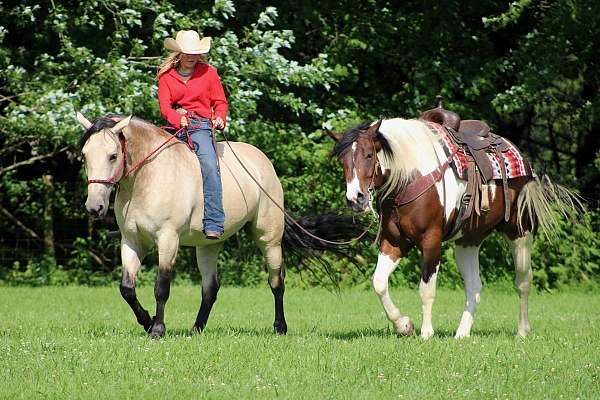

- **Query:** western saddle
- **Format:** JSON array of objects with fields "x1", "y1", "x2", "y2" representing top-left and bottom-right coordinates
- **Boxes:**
[{"x1": 420, "y1": 96, "x2": 512, "y2": 237}]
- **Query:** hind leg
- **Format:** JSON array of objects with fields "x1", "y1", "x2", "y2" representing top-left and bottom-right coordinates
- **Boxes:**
[
  {"x1": 249, "y1": 193, "x2": 287, "y2": 334},
  {"x1": 261, "y1": 243, "x2": 287, "y2": 334},
  {"x1": 190, "y1": 243, "x2": 223, "y2": 334},
  {"x1": 454, "y1": 245, "x2": 482, "y2": 338},
  {"x1": 250, "y1": 224, "x2": 286, "y2": 334},
  {"x1": 511, "y1": 233, "x2": 533, "y2": 337}
]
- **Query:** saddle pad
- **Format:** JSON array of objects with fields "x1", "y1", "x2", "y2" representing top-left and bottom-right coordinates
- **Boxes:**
[{"x1": 426, "y1": 122, "x2": 531, "y2": 180}]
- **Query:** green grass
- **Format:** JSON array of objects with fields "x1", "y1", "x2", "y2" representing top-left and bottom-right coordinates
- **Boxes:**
[{"x1": 0, "y1": 285, "x2": 599, "y2": 399}]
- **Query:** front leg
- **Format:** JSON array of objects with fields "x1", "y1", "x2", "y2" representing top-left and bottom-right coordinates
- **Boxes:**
[
  {"x1": 373, "y1": 239, "x2": 414, "y2": 336},
  {"x1": 418, "y1": 232, "x2": 442, "y2": 340},
  {"x1": 119, "y1": 239, "x2": 153, "y2": 332}
]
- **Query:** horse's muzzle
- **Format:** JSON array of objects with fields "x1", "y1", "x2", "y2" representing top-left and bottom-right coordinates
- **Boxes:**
[
  {"x1": 347, "y1": 192, "x2": 369, "y2": 212},
  {"x1": 86, "y1": 202, "x2": 108, "y2": 218}
]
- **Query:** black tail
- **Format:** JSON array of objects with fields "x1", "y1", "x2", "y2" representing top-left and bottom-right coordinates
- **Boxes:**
[{"x1": 282, "y1": 214, "x2": 373, "y2": 287}]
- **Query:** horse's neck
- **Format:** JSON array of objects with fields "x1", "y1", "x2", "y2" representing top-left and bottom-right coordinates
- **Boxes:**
[
  {"x1": 124, "y1": 127, "x2": 166, "y2": 167},
  {"x1": 376, "y1": 119, "x2": 442, "y2": 198}
]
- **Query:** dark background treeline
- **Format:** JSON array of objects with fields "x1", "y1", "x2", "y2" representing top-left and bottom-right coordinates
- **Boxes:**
[{"x1": 0, "y1": 0, "x2": 598, "y2": 288}]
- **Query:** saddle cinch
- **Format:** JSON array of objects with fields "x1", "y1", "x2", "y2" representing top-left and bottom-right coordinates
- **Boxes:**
[{"x1": 420, "y1": 97, "x2": 512, "y2": 233}]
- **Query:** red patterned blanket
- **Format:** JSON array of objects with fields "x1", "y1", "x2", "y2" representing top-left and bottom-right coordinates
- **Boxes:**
[{"x1": 426, "y1": 122, "x2": 532, "y2": 180}]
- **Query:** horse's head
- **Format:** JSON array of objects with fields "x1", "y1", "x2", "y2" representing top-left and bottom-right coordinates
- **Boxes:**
[
  {"x1": 76, "y1": 112, "x2": 132, "y2": 218},
  {"x1": 329, "y1": 120, "x2": 386, "y2": 212}
]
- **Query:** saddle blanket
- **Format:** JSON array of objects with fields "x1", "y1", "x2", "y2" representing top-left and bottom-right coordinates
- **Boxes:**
[{"x1": 426, "y1": 122, "x2": 531, "y2": 180}]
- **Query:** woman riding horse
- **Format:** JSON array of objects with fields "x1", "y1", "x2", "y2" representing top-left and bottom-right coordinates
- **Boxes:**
[{"x1": 157, "y1": 30, "x2": 226, "y2": 239}]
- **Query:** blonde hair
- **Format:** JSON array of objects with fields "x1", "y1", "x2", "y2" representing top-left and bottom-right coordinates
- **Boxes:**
[{"x1": 156, "y1": 52, "x2": 208, "y2": 79}]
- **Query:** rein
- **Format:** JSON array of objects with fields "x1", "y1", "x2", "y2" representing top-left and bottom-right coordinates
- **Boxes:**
[
  {"x1": 219, "y1": 129, "x2": 377, "y2": 246},
  {"x1": 86, "y1": 120, "x2": 375, "y2": 246}
]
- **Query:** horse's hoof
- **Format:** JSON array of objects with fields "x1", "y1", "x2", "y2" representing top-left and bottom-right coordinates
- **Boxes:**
[
  {"x1": 273, "y1": 321, "x2": 287, "y2": 335},
  {"x1": 517, "y1": 329, "x2": 530, "y2": 338},
  {"x1": 139, "y1": 314, "x2": 154, "y2": 333},
  {"x1": 149, "y1": 322, "x2": 165, "y2": 339},
  {"x1": 395, "y1": 317, "x2": 414, "y2": 337},
  {"x1": 420, "y1": 327, "x2": 435, "y2": 340},
  {"x1": 188, "y1": 325, "x2": 202, "y2": 336},
  {"x1": 454, "y1": 330, "x2": 471, "y2": 339}
]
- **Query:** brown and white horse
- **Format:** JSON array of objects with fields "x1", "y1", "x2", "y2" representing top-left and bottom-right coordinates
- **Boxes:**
[
  {"x1": 330, "y1": 118, "x2": 579, "y2": 338},
  {"x1": 76, "y1": 112, "x2": 360, "y2": 338}
]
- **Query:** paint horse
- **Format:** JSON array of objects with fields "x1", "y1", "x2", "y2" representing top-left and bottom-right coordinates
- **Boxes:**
[
  {"x1": 330, "y1": 108, "x2": 579, "y2": 338},
  {"x1": 76, "y1": 112, "x2": 358, "y2": 338}
]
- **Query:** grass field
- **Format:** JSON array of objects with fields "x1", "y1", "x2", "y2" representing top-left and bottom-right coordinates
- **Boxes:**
[{"x1": 0, "y1": 285, "x2": 599, "y2": 399}]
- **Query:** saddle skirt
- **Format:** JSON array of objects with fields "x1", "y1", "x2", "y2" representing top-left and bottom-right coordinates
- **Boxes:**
[{"x1": 426, "y1": 122, "x2": 532, "y2": 181}]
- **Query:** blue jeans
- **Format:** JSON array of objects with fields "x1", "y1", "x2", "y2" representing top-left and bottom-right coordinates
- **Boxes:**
[{"x1": 178, "y1": 117, "x2": 224, "y2": 234}]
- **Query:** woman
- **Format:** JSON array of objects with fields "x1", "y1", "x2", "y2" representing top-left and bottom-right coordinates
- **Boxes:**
[{"x1": 157, "y1": 30, "x2": 227, "y2": 239}]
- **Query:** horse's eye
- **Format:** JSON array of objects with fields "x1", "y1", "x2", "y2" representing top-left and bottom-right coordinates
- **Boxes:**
[
  {"x1": 366, "y1": 153, "x2": 373, "y2": 159},
  {"x1": 109, "y1": 153, "x2": 118, "y2": 162}
]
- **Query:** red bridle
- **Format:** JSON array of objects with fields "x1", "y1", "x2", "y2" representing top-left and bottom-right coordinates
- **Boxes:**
[
  {"x1": 86, "y1": 134, "x2": 128, "y2": 185},
  {"x1": 86, "y1": 128, "x2": 180, "y2": 186}
]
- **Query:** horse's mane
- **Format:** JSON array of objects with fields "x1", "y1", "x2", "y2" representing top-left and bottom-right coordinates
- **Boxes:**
[
  {"x1": 78, "y1": 114, "x2": 167, "y2": 150},
  {"x1": 331, "y1": 121, "x2": 373, "y2": 158},
  {"x1": 333, "y1": 119, "x2": 439, "y2": 200}
]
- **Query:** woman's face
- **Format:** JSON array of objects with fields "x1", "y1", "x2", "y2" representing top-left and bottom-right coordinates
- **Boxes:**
[{"x1": 180, "y1": 53, "x2": 203, "y2": 69}]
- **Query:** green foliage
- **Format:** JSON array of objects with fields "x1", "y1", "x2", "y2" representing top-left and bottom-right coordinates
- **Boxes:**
[{"x1": 1, "y1": 1, "x2": 599, "y2": 288}]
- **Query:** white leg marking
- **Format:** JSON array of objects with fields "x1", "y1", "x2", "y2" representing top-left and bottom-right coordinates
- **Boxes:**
[
  {"x1": 345, "y1": 143, "x2": 361, "y2": 202},
  {"x1": 419, "y1": 264, "x2": 439, "y2": 339},
  {"x1": 511, "y1": 233, "x2": 533, "y2": 337},
  {"x1": 455, "y1": 245, "x2": 482, "y2": 338},
  {"x1": 373, "y1": 253, "x2": 413, "y2": 335}
]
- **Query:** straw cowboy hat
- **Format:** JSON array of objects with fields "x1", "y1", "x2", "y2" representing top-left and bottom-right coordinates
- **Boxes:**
[{"x1": 164, "y1": 30, "x2": 211, "y2": 54}]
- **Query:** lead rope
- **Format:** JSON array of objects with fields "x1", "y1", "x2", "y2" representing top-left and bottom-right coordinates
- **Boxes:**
[{"x1": 216, "y1": 128, "x2": 377, "y2": 246}]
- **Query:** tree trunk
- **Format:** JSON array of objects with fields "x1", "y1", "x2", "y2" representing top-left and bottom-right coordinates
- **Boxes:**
[{"x1": 42, "y1": 174, "x2": 55, "y2": 259}]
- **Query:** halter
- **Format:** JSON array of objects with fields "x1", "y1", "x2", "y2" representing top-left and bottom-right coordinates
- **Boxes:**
[
  {"x1": 351, "y1": 136, "x2": 381, "y2": 197},
  {"x1": 86, "y1": 128, "x2": 180, "y2": 186},
  {"x1": 86, "y1": 132, "x2": 128, "y2": 185},
  {"x1": 368, "y1": 138, "x2": 381, "y2": 193}
]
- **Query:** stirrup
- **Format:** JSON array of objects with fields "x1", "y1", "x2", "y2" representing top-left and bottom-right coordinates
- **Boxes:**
[{"x1": 204, "y1": 230, "x2": 223, "y2": 240}]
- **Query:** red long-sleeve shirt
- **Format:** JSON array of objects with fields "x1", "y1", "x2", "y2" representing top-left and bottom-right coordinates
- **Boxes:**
[{"x1": 157, "y1": 63, "x2": 228, "y2": 129}]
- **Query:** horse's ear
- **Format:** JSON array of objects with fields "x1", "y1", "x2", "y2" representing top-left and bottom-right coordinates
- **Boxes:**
[
  {"x1": 112, "y1": 115, "x2": 132, "y2": 136},
  {"x1": 76, "y1": 111, "x2": 93, "y2": 130},
  {"x1": 365, "y1": 119, "x2": 383, "y2": 137},
  {"x1": 326, "y1": 131, "x2": 344, "y2": 142}
]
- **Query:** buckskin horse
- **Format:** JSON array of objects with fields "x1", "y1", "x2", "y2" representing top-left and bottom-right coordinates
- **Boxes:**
[
  {"x1": 76, "y1": 112, "x2": 359, "y2": 338},
  {"x1": 329, "y1": 102, "x2": 580, "y2": 338}
]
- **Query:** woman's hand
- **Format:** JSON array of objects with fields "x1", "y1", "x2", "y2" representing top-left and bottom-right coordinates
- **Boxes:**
[
  {"x1": 180, "y1": 116, "x2": 188, "y2": 127},
  {"x1": 212, "y1": 116, "x2": 225, "y2": 130}
]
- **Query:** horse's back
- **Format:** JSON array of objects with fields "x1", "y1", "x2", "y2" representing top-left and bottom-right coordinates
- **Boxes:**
[
  {"x1": 219, "y1": 141, "x2": 285, "y2": 243},
  {"x1": 183, "y1": 141, "x2": 284, "y2": 243}
]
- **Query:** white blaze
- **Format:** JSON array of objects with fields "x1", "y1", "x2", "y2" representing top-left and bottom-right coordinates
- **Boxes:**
[{"x1": 346, "y1": 143, "x2": 361, "y2": 202}]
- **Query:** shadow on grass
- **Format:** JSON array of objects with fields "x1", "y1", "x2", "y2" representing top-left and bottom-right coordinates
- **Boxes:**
[
  {"x1": 86, "y1": 324, "x2": 516, "y2": 341},
  {"x1": 326, "y1": 326, "x2": 516, "y2": 340},
  {"x1": 429, "y1": 327, "x2": 516, "y2": 339}
]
